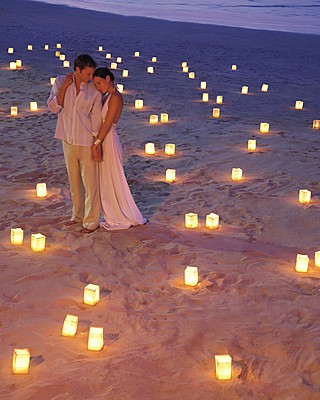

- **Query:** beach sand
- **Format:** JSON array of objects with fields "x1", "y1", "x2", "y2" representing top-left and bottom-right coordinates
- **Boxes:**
[{"x1": 0, "y1": 0, "x2": 320, "y2": 398}]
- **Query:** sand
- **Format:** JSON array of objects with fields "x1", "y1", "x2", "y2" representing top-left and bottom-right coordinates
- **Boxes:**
[{"x1": 0, "y1": 0, "x2": 320, "y2": 398}]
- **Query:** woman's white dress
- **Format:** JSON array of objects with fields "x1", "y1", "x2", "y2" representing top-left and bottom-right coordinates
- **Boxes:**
[{"x1": 98, "y1": 94, "x2": 146, "y2": 230}]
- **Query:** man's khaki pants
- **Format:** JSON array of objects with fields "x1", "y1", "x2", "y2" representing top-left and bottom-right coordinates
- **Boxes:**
[{"x1": 63, "y1": 142, "x2": 100, "y2": 230}]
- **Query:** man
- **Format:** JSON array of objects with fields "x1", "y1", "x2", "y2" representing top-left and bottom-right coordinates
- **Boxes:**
[{"x1": 47, "y1": 54, "x2": 102, "y2": 233}]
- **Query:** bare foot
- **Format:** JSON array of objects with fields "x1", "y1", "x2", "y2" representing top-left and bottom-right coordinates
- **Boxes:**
[
  {"x1": 79, "y1": 227, "x2": 99, "y2": 234},
  {"x1": 65, "y1": 220, "x2": 79, "y2": 226}
]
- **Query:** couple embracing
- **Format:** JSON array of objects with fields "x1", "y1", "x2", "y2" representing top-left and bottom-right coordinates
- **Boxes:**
[{"x1": 47, "y1": 54, "x2": 146, "y2": 233}]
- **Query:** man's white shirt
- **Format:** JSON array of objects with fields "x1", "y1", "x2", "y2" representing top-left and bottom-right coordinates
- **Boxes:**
[{"x1": 47, "y1": 75, "x2": 102, "y2": 146}]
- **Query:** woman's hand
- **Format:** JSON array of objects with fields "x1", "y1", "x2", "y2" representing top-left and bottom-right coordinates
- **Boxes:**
[
  {"x1": 63, "y1": 72, "x2": 74, "y2": 88},
  {"x1": 92, "y1": 143, "x2": 103, "y2": 162}
]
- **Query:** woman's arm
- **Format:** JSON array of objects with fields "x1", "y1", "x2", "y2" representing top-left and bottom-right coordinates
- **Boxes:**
[
  {"x1": 97, "y1": 93, "x2": 123, "y2": 142},
  {"x1": 47, "y1": 76, "x2": 65, "y2": 113},
  {"x1": 92, "y1": 93, "x2": 123, "y2": 161},
  {"x1": 56, "y1": 72, "x2": 74, "y2": 106}
]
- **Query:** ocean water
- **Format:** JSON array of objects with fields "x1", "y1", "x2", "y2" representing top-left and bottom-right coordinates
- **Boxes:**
[{"x1": 30, "y1": 0, "x2": 320, "y2": 35}]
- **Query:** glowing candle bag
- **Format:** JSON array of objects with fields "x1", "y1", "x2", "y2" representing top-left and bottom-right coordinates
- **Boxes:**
[
  {"x1": 215, "y1": 355, "x2": 232, "y2": 380},
  {"x1": 36, "y1": 183, "x2": 47, "y2": 198},
  {"x1": 184, "y1": 266, "x2": 198, "y2": 286},
  {"x1": 149, "y1": 115, "x2": 158, "y2": 124},
  {"x1": 88, "y1": 327, "x2": 104, "y2": 351},
  {"x1": 213, "y1": 108, "x2": 220, "y2": 118},
  {"x1": 165, "y1": 144, "x2": 175, "y2": 156},
  {"x1": 298, "y1": 189, "x2": 311, "y2": 204},
  {"x1": 31, "y1": 233, "x2": 46, "y2": 252},
  {"x1": 145, "y1": 143, "x2": 155, "y2": 155},
  {"x1": 160, "y1": 113, "x2": 169, "y2": 123},
  {"x1": 185, "y1": 213, "x2": 198, "y2": 228},
  {"x1": 165, "y1": 169, "x2": 176, "y2": 182},
  {"x1": 84, "y1": 283, "x2": 100, "y2": 305},
  {"x1": 295, "y1": 254, "x2": 309, "y2": 272},
  {"x1": 259, "y1": 123, "x2": 269, "y2": 133},
  {"x1": 206, "y1": 213, "x2": 219, "y2": 230},
  {"x1": 315, "y1": 251, "x2": 320, "y2": 267},
  {"x1": 30, "y1": 102, "x2": 38, "y2": 111},
  {"x1": 135, "y1": 100, "x2": 143, "y2": 109},
  {"x1": 248, "y1": 139, "x2": 256, "y2": 151},
  {"x1": 11, "y1": 228, "x2": 24, "y2": 245},
  {"x1": 117, "y1": 84, "x2": 124, "y2": 93},
  {"x1": 11, "y1": 106, "x2": 18, "y2": 117},
  {"x1": 12, "y1": 349, "x2": 30, "y2": 374},
  {"x1": 62, "y1": 314, "x2": 78, "y2": 337},
  {"x1": 241, "y1": 86, "x2": 248, "y2": 94},
  {"x1": 313, "y1": 120, "x2": 320, "y2": 129},
  {"x1": 295, "y1": 100, "x2": 304, "y2": 110},
  {"x1": 232, "y1": 168, "x2": 243, "y2": 181}
]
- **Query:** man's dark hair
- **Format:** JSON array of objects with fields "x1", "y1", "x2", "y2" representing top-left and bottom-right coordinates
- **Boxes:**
[{"x1": 74, "y1": 54, "x2": 97, "y2": 71}]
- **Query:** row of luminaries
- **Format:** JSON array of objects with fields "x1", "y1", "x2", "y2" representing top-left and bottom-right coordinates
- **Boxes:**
[
  {"x1": 8, "y1": 98, "x2": 320, "y2": 132},
  {"x1": 10, "y1": 183, "x2": 319, "y2": 268},
  {"x1": 8, "y1": 90, "x2": 320, "y2": 130},
  {"x1": 183, "y1": 212, "x2": 320, "y2": 273},
  {"x1": 7, "y1": 44, "x2": 156, "y2": 79},
  {"x1": 7, "y1": 55, "x2": 152, "y2": 74},
  {"x1": 3, "y1": 45, "x2": 316, "y2": 115},
  {"x1": 6, "y1": 46, "x2": 320, "y2": 130}
]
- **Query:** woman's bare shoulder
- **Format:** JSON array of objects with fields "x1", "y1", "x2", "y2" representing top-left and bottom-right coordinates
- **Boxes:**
[{"x1": 111, "y1": 90, "x2": 123, "y2": 105}]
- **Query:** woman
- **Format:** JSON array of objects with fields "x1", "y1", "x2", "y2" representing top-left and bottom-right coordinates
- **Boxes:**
[{"x1": 92, "y1": 67, "x2": 146, "y2": 230}]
